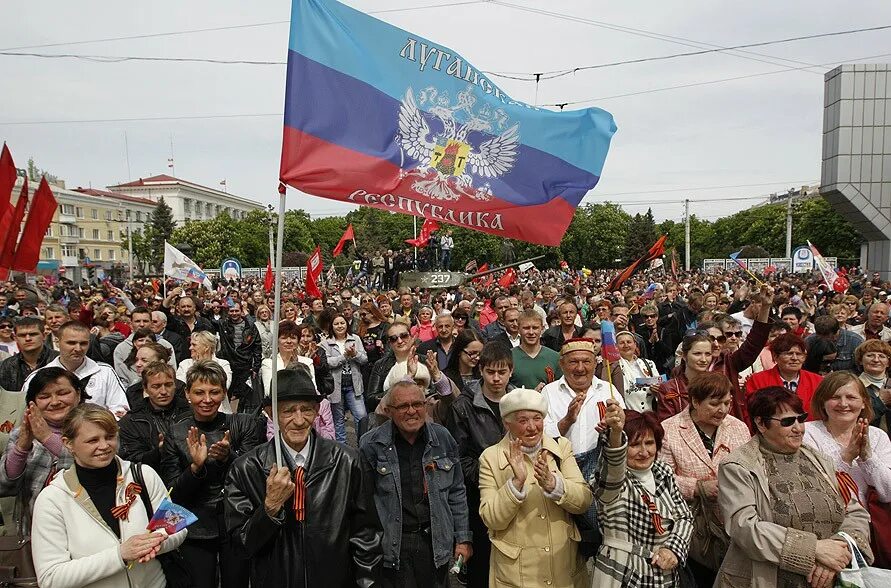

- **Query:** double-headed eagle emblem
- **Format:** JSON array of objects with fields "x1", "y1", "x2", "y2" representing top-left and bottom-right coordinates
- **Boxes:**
[{"x1": 396, "y1": 86, "x2": 519, "y2": 201}]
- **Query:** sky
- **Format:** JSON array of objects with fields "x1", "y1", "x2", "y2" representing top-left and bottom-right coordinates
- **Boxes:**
[{"x1": 1, "y1": 0, "x2": 890, "y2": 227}]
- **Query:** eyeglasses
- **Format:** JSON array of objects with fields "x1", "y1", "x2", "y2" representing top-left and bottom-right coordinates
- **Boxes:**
[
  {"x1": 643, "y1": 314, "x2": 657, "y2": 319},
  {"x1": 391, "y1": 401, "x2": 426, "y2": 412},
  {"x1": 707, "y1": 334, "x2": 727, "y2": 344},
  {"x1": 765, "y1": 413, "x2": 808, "y2": 427},
  {"x1": 0, "y1": 324, "x2": 12, "y2": 329},
  {"x1": 723, "y1": 331, "x2": 743, "y2": 339},
  {"x1": 453, "y1": 316, "x2": 467, "y2": 322},
  {"x1": 462, "y1": 350, "x2": 481, "y2": 358},
  {"x1": 388, "y1": 333, "x2": 411, "y2": 343}
]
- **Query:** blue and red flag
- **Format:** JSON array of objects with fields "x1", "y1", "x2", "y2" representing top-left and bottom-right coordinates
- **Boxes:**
[
  {"x1": 146, "y1": 497, "x2": 197, "y2": 535},
  {"x1": 280, "y1": 0, "x2": 616, "y2": 246},
  {"x1": 600, "y1": 320, "x2": 621, "y2": 362}
]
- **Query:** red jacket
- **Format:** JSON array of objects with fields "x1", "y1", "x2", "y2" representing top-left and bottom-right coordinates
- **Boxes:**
[{"x1": 744, "y1": 366, "x2": 822, "y2": 421}]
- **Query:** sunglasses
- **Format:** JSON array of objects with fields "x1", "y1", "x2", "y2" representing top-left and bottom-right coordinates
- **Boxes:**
[
  {"x1": 724, "y1": 331, "x2": 743, "y2": 338},
  {"x1": 707, "y1": 334, "x2": 727, "y2": 344},
  {"x1": 643, "y1": 314, "x2": 657, "y2": 319},
  {"x1": 765, "y1": 413, "x2": 808, "y2": 427},
  {"x1": 453, "y1": 316, "x2": 467, "y2": 322},
  {"x1": 388, "y1": 333, "x2": 411, "y2": 343},
  {"x1": 0, "y1": 324, "x2": 11, "y2": 329}
]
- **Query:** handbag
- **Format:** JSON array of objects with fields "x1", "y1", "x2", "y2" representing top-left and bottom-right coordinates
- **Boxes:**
[
  {"x1": 866, "y1": 487, "x2": 891, "y2": 569},
  {"x1": 0, "y1": 463, "x2": 49, "y2": 588},
  {"x1": 835, "y1": 531, "x2": 891, "y2": 587},
  {"x1": 131, "y1": 464, "x2": 196, "y2": 588},
  {"x1": 687, "y1": 480, "x2": 729, "y2": 571}
]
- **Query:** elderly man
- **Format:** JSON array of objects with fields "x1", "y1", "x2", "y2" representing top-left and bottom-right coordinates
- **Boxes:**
[
  {"x1": 360, "y1": 381, "x2": 471, "y2": 587},
  {"x1": 417, "y1": 312, "x2": 456, "y2": 371},
  {"x1": 225, "y1": 369, "x2": 383, "y2": 587},
  {"x1": 478, "y1": 388, "x2": 593, "y2": 588},
  {"x1": 482, "y1": 296, "x2": 511, "y2": 341},
  {"x1": 851, "y1": 302, "x2": 891, "y2": 342},
  {"x1": 806, "y1": 316, "x2": 864, "y2": 372},
  {"x1": 150, "y1": 310, "x2": 188, "y2": 364}
]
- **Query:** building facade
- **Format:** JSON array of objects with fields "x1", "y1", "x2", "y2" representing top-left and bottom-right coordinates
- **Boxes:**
[{"x1": 107, "y1": 174, "x2": 263, "y2": 223}]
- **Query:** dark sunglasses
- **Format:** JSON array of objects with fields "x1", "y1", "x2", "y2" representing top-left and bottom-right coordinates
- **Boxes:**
[
  {"x1": 643, "y1": 314, "x2": 657, "y2": 319},
  {"x1": 724, "y1": 331, "x2": 744, "y2": 338},
  {"x1": 765, "y1": 413, "x2": 808, "y2": 427},
  {"x1": 453, "y1": 315, "x2": 467, "y2": 321},
  {"x1": 388, "y1": 333, "x2": 411, "y2": 343},
  {"x1": 0, "y1": 324, "x2": 11, "y2": 329},
  {"x1": 707, "y1": 334, "x2": 727, "y2": 344}
]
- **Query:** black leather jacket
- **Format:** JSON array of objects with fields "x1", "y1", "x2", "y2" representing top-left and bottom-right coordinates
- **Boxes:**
[
  {"x1": 366, "y1": 351, "x2": 397, "y2": 409},
  {"x1": 0, "y1": 346, "x2": 57, "y2": 392},
  {"x1": 118, "y1": 395, "x2": 192, "y2": 470},
  {"x1": 217, "y1": 318, "x2": 262, "y2": 374},
  {"x1": 161, "y1": 412, "x2": 263, "y2": 540},
  {"x1": 225, "y1": 435, "x2": 384, "y2": 588}
]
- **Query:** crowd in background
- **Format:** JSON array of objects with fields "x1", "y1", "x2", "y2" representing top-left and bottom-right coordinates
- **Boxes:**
[{"x1": 0, "y1": 261, "x2": 887, "y2": 586}]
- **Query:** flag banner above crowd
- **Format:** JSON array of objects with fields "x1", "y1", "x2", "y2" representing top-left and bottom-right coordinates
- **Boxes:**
[
  {"x1": 163, "y1": 241, "x2": 213, "y2": 289},
  {"x1": 279, "y1": 0, "x2": 617, "y2": 246}
]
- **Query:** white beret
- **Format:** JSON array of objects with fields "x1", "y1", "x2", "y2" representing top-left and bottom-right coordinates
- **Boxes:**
[{"x1": 499, "y1": 388, "x2": 548, "y2": 418}]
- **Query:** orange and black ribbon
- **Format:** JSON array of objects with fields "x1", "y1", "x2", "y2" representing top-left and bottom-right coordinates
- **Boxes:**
[
  {"x1": 597, "y1": 401, "x2": 607, "y2": 421},
  {"x1": 423, "y1": 462, "x2": 437, "y2": 495},
  {"x1": 111, "y1": 482, "x2": 142, "y2": 521},
  {"x1": 836, "y1": 471, "x2": 859, "y2": 506},
  {"x1": 544, "y1": 366, "x2": 555, "y2": 384},
  {"x1": 641, "y1": 493, "x2": 666, "y2": 534},
  {"x1": 293, "y1": 466, "x2": 306, "y2": 521}
]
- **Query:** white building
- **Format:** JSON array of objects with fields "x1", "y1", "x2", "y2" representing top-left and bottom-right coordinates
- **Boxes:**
[{"x1": 107, "y1": 174, "x2": 264, "y2": 223}]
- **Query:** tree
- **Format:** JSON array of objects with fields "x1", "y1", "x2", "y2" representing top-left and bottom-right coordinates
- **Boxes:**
[
  {"x1": 26, "y1": 157, "x2": 60, "y2": 184},
  {"x1": 147, "y1": 198, "x2": 176, "y2": 272},
  {"x1": 560, "y1": 203, "x2": 630, "y2": 269},
  {"x1": 623, "y1": 208, "x2": 659, "y2": 261},
  {"x1": 793, "y1": 197, "x2": 863, "y2": 263}
]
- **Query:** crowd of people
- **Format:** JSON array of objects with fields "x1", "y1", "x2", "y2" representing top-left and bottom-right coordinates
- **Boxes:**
[{"x1": 0, "y1": 263, "x2": 888, "y2": 587}]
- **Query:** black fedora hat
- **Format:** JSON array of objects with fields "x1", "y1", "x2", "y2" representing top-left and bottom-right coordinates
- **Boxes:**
[{"x1": 270, "y1": 368, "x2": 321, "y2": 404}]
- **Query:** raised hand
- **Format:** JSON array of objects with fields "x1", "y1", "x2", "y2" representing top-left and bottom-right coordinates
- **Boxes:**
[
  {"x1": 604, "y1": 399, "x2": 625, "y2": 447},
  {"x1": 208, "y1": 430, "x2": 231, "y2": 463},
  {"x1": 406, "y1": 349, "x2": 419, "y2": 379},
  {"x1": 533, "y1": 451, "x2": 556, "y2": 494},
  {"x1": 504, "y1": 437, "x2": 527, "y2": 492},
  {"x1": 186, "y1": 427, "x2": 208, "y2": 473},
  {"x1": 27, "y1": 402, "x2": 51, "y2": 445},
  {"x1": 425, "y1": 350, "x2": 440, "y2": 381},
  {"x1": 15, "y1": 411, "x2": 33, "y2": 452}
]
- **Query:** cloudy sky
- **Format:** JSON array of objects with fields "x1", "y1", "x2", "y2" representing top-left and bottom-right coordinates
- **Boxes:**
[{"x1": 1, "y1": 0, "x2": 890, "y2": 225}]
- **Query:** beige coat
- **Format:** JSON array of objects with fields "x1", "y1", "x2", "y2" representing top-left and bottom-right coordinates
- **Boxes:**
[
  {"x1": 716, "y1": 436, "x2": 873, "y2": 587},
  {"x1": 479, "y1": 434, "x2": 593, "y2": 588}
]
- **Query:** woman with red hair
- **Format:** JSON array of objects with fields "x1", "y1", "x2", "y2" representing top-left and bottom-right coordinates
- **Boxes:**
[{"x1": 744, "y1": 333, "x2": 822, "y2": 425}]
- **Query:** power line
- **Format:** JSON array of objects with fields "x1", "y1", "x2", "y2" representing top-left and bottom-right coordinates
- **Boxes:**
[
  {"x1": 0, "y1": 51, "x2": 285, "y2": 66},
  {"x1": 0, "y1": 113, "x2": 281, "y2": 125},
  {"x1": 488, "y1": 1, "x2": 823, "y2": 77},
  {"x1": 546, "y1": 51, "x2": 891, "y2": 107},
  {"x1": 0, "y1": 1, "x2": 488, "y2": 52},
  {"x1": 592, "y1": 180, "x2": 817, "y2": 198}
]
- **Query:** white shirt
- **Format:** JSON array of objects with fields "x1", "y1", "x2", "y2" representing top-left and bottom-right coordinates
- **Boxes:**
[
  {"x1": 284, "y1": 435, "x2": 312, "y2": 468},
  {"x1": 440, "y1": 236, "x2": 453, "y2": 250},
  {"x1": 542, "y1": 376, "x2": 625, "y2": 454},
  {"x1": 730, "y1": 311, "x2": 755, "y2": 337},
  {"x1": 507, "y1": 333, "x2": 521, "y2": 348}
]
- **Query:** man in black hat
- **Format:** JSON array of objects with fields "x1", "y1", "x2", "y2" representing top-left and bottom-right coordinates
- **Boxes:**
[{"x1": 225, "y1": 368, "x2": 384, "y2": 587}]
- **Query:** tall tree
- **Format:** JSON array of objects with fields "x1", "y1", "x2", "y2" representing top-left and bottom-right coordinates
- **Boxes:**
[{"x1": 148, "y1": 197, "x2": 176, "y2": 272}]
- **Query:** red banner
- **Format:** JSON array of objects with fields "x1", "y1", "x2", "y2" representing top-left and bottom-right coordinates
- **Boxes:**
[
  {"x1": 13, "y1": 177, "x2": 57, "y2": 273},
  {"x1": 405, "y1": 218, "x2": 439, "y2": 248},
  {"x1": 332, "y1": 224, "x2": 355, "y2": 257},
  {"x1": 305, "y1": 246, "x2": 323, "y2": 298}
]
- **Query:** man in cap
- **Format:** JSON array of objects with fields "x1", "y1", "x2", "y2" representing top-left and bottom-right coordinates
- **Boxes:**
[
  {"x1": 225, "y1": 369, "x2": 383, "y2": 587},
  {"x1": 478, "y1": 388, "x2": 593, "y2": 587},
  {"x1": 360, "y1": 380, "x2": 472, "y2": 587}
]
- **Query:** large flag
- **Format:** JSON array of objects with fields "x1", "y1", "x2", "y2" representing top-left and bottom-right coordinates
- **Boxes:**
[
  {"x1": 305, "y1": 245, "x2": 323, "y2": 298},
  {"x1": 0, "y1": 179, "x2": 28, "y2": 269},
  {"x1": 279, "y1": 0, "x2": 616, "y2": 246},
  {"x1": 0, "y1": 145, "x2": 15, "y2": 216},
  {"x1": 163, "y1": 242, "x2": 212, "y2": 289},
  {"x1": 606, "y1": 235, "x2": 667, "y2": 292},
  {"x1": 332, "y1": 224, "x2": 355, "y2": 257},
  {"x1": 405, "y1": 218, "x2": 439, "y2": 248},
  {"x1": 12, "y1": 177, "x2": 58, "y2": 272}
]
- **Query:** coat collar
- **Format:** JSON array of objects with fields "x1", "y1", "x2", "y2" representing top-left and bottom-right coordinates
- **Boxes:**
[{"x1": 676, "y1": 410, "x2": 714, "y2": 470}]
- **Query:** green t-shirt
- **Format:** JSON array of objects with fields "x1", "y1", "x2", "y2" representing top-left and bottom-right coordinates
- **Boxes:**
[{"x1": 510, "y1": 345, "x2": 562, "y2": 389}]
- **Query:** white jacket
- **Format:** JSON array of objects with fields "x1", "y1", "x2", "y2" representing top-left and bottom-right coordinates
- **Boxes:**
[
  {"x1": 23, "y1": 357, "x2": 129, "y2": 415},
  {"x1": 114, "y1": 335, "x2": 178, "y2": 388},
  {"x1": 32, "y1": 458, "x2": 187, "y2": 588}
]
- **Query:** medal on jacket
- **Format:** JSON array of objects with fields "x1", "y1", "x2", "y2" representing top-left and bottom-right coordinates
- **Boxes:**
[{"x1": 111, "y1": 482, "x2": 143, "y2": 521}]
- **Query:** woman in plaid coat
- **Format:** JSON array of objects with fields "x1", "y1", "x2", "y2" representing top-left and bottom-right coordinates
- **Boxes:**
[{"x1": 591, "y1": 404, "x2": 693, "y2": 588}]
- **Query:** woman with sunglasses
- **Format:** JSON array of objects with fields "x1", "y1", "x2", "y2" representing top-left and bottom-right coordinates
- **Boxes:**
[
  {"x1": 745, "y1": 333, "x2": 822, "y2": 425},
  {"x1": 366, "y1": 320, "x2": 427, "y2": 412},
  {"x1": 716, "y1": 386, "x2": 872, "y2": 587},
  {"x1": 0, "y1": 320, "x2": 17, "y2": 356}
]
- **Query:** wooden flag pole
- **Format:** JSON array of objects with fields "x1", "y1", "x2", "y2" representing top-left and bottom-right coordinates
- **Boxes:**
[
  {"x1": 268, "y1": 184, "x2": 287, "y2": 468},
  {"x1": 603, "y1": 353, "x2": 615, "y2": 401}
]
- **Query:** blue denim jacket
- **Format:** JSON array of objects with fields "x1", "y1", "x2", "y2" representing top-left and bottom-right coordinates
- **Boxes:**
[{"x1": 359, "y1": 420, "x2": 472, "y2": 569}]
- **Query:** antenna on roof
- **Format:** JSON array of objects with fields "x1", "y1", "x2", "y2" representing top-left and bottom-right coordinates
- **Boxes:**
[{"x1": 167, "y1": 133, "x2": 176, "y2": 176}]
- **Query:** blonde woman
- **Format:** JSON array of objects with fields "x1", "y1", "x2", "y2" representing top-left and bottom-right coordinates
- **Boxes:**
[{"x1": 176, "y1": 331, "x2": 232, "y2": 414}]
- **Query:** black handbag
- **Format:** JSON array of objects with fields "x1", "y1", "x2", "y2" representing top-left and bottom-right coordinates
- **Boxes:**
[{"x1": 131, "y1": 464, "x2": 196, "y2": 588}]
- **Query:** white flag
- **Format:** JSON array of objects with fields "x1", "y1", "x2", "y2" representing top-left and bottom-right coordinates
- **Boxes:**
[
  {"x1": 164, "y1": 242, "x2": 212, "y2": 289},
  {"x1": 807, "y1": 240, "x2": 838, "y2": 288}
]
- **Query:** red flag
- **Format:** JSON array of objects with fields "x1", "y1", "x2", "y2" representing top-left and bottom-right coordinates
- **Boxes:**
[
  {"x1": 0, "y1": 178, "x2": 28, "y2": 269},
  {"x1": 498, "y1": 267, "x2": 517, "y2": 288},
  {"x1": 305, "y1": 245, "x2": 323, "y2": 298},
  {"x1": 606, "y1": 235, "x2": 667, "y2": 292},
  {"x1": 264, "y1": 257, "x2": 274, "y2": 293},
  {"x1": 470, "y1": 263, "x2": 489, "y2": 283},
  {"x1": 332, "y1": 224, "x2": 355, "y2": 257},
  {"x1": 405, "y1": 218, "x2": 439, "y2": 248},
  {"x1": 0, "y1": 144, "x2": 15, "y2": 216},
  {"x1": 13, "y1": 177, "x2": 58, "y2": 272}
]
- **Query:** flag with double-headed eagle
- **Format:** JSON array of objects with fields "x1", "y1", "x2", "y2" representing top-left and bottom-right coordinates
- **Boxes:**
[
  {"x1": 279, "y1": 0, "x2": 616, "y2": 246},
  {"x1": 163, "y1": 242, "x2": 212, "y2": 289}
]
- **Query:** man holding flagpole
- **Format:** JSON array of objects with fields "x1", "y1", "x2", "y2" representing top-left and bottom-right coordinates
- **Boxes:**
[{"x1": 225, "y1": 368, "x2": 383, "y2": 587}]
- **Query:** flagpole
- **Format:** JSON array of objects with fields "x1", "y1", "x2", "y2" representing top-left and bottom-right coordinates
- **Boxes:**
[
  {"x1": 269, "y1": 184, "x2": 287, "y2": 468},
  {"x1": 413, "y1": 216, "x2": 417, "y2": 269}
]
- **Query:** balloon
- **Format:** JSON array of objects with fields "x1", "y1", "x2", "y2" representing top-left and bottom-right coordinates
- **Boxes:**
[{"x1": 832, "y1": 276, "x2": 849, "y2": 293}]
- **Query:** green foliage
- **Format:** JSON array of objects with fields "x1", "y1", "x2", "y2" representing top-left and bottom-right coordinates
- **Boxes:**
[
  {"x1": 560, "y1": 203, "x2": 630, "y2": 269},
  {"x1": 624, "y1": 209, "x2": 658, "y2": 261},
  {"x1": 26, "y1": 157, "x2": 59, "y2": 184},
  {"x1": 147, "y1": 198, "x2": 176, "y2": 272}
]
